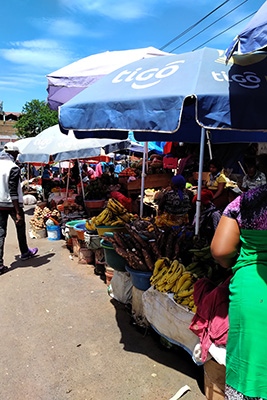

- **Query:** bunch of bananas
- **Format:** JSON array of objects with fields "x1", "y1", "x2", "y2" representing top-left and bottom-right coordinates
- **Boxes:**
[
  {"x1": 189, "y1": 245, "x2": 212, "y2": 261},
  {"x1": 85, "y1": 198, "x2": 136, "y2": 228},
  {"x1": 172, "y1": 271, "x2": 197, "y2": 312},
  {"x1": 150, "y1": 257, "x2": 197, "y2": 313},
  {"x1": 85, "y1": 218, "x2": 96, "y2": 231},
  {"x1": 150, "y1": 258, "x2": 186, "y2": 293}
]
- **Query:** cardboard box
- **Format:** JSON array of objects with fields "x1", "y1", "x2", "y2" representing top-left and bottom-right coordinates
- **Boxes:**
[{"x1": 204, "y1": 360, "x2": 226, "y2": 400}]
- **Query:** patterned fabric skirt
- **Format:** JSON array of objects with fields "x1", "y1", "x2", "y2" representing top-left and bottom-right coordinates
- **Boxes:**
[{"x1": 225, "y1": 384, "x2": 264, "y2": 400}]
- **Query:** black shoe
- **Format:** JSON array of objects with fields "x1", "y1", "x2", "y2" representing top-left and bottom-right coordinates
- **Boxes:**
[{"x1": 0, "y1": 266, "x2": 8, "y2": 275}]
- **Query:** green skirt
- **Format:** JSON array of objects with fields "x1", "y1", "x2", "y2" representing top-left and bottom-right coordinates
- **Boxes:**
[{"x1": 226, "y1": 230, "x2": 267, "y2": 398}]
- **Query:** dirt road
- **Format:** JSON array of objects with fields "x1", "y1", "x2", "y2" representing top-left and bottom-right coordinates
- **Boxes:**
[{"x1": 0, "y1": 206, "x2": 206, "y2": 400}]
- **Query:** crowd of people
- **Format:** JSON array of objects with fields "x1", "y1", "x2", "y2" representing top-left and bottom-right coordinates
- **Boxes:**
[{"x1": 1, "y1": 140, "x2": 267, "y2": 399}]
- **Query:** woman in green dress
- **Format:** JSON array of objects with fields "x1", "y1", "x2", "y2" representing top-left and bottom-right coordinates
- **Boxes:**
[{"x1": 211, "y1": 184, "x2": 267, "y2": 399}]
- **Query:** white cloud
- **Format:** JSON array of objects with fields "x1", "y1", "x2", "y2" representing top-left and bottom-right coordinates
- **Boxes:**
[
  {"x1": 32, "y1": 18, "x2": 103, "y2": 38},
  {"x1": 10, "y1": 39, "x2": 59, "y2": 49},
  {"x1": 0, "y1": 40, "x2": 73, "y2": 71},
  {"x1": 0, "y1": 74, "x2": 45, "y2": 88},
  {"x1": 59, "y1": 0, "x2": 151, "y2": 20}
]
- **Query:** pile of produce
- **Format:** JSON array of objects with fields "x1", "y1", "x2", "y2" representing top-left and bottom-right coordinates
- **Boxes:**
[
  {"x1": 30, "y1": 206, "x2": 61, "y2": 230},
  {"x1": 104, "y1": 217, "x2": 229, "y2": 313},
  {"x1": 119, "y1": 167, "x2": 137, "y2": 177},
  {"x1": 84, "y1": 179, "x2": 106, "y2": 200},
  {"x1": 150, "y1": 257, "x2": 198, "y2": 311},
  {"x1": 85, "y1": 198, "x2": 137, "y2": 230}
]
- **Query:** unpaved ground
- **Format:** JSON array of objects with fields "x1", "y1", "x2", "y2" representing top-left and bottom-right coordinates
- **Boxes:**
[{"x1": 0, "y1": 206, "x2": 206, "y2": 400}]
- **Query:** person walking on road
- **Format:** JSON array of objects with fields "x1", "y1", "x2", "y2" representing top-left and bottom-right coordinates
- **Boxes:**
[{"x1": 0, "y1": 142, "x2": 38, "y2": 275}]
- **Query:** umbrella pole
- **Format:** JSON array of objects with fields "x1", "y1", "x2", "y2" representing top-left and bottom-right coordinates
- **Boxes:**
[
  {"x1": 41, "y1": 164, "x2": 45, "y2": 200},
  {"x1": 27, "y1": 163, "x2": 30, "y2": 191},
  {"x1": 195, "y1": 127, "x2": 206, "y2": 236},
  {"x1": 140, "y1": 142, "x2": 148, "y2": 218},
  {"x1": 77, "y1": 158, "x2": 85, "y2": 201},
  {"x1": 66, "y1": 162, "x2": 71, "y2": 198},
  {"x1": 206, "y1": 130, "x2": 213, "y2": 159}
]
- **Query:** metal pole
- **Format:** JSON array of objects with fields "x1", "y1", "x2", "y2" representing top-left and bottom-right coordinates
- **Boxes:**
[
  {"x1": 77, "y1": 158, "x2": 85, "y2": 201},
  {"x1": 140, "y1": 142, "x2": 148, "y2": 218},
  {"x1": 27, "y1": 163, "x2": 30, "y2": 191},
  {"x1": 195, "y1": 127, "x2": 206, "y2": 236},
  {"x1": 206, "y1": 130, "x2": 213, "y2": 160},
  {"x1": 66, "y1": 162, "x2": 71, "y2": 199}
]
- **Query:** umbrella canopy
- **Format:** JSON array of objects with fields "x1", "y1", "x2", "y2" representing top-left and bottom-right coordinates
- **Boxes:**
[
  {"x1": 47, "y1": 47, "x2": 170, "y2": 110},
  {"x1": 225, "y1": 1, "x2": 267, "y2": 63},
  {"x1": 59, "y1": 47, "x2": 267, "y2": 143},
  {"x1": 19, "y1": 124, "x2": 131, "y2": 164},
  {"x1": 15, "y1": 137, "x2": 33, "y2": 154}
]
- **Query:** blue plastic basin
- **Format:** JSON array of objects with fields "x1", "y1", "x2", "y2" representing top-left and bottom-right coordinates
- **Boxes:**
[{"x1": 125, "y1": 265, "x2": 152, "y2": 291}]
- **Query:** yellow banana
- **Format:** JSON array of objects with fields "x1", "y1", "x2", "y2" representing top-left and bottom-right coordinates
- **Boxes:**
[
  {"x1": 188, "y1": 300, "x2": 195, "y2": 308},
  {"x1": 167, "y1": 262, "x2": 185, "y2": 285},
  {"x1": 118, "y1": 212, "x2": 130, "y2": 223},
  {"x1": 163, "y1": 280, "x2": 176, "y2": 292},
  {"x1": 178, "y1": 278, "x2": 194, "y2": 293},
  {"x1": 174, "y1": 272, "x2": 194, "y2": 293},
  {"x1": 110, "y1": 220, "x2": 124, "y2": 226},
  {"x1": 101, "y1": 209, "x2": 113, "y2": 225},
  {"x1": 150, "y1": 266, "x2": 168, "y2": 285},
  {"x1": 90, "y1": 217, "x2": 96, "y2": 230},
  {"x1": 152, "y1": 258, "x2": 170, "y2": 277},
  {"x1": 107, "y1": 198, "x2": 126, "y2": 215},
  {"x1": 95, "y1": 208, "x2": 110, "y2": 225},
  {"x1": 177, "y1": 286, "x2": 194, "y2": 298},
  {"x1": 154, "y1": 269, "x2": 171, "y2": 287},
  {"x1": 179, "y1": 297, "x2": 191, "y2": 305}
]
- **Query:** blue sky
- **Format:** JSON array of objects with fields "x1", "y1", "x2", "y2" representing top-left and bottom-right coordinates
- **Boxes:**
[{"x1": 0, "y1": 0, "x2": 264, "y2": 112}]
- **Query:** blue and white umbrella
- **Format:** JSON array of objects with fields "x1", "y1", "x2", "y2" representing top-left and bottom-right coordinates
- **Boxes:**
[
  {"x1": 59, "y1": 47, "x2": 267, "y2": 142},
  {"x1": 59, "y1": 47, "x2": 267, "y2": 228},
  {"x1": 47, "y1": 47, "x2": 170, "y2": 111},
  {"x1": 225, "y1": 1, "x2": 267, "y2": 63},
  {"x1": 19, "y1": 124, "x2": 131, "y2": 164}
]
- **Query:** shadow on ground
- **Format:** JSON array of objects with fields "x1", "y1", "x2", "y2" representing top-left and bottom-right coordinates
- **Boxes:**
[
  {"x1": 9, "y1": 252, "x2": 56, "y2": 271},
  {"x1": 111, "y1": 298, "x2": 205, "y2": 394}
]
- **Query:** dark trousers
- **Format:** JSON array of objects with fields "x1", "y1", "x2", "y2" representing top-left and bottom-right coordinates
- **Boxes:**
[{"x1": 0, "y1": 209, "x2": 28, "y2": 266}]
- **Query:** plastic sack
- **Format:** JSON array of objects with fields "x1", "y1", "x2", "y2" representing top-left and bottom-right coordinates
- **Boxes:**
[
  {"x1": 142, "y1": 287, "x2": 199, "y2": 360},
  {"x1": 108, "y1": 270, "x2": 133, "y2": 304},
  {"x1": 23, "y1": 194, "x2": 37, "y2": 205}
]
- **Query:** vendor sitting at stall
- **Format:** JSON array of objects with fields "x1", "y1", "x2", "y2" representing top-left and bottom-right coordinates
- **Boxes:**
[
  {"x1": 205, "y1": 158, "x2": 228, "y2": 210},
  {"x1": 241, "y1": 156, "x2": 266, "y2": 191},
  {"x1": 156, "y1": 175, "x2": 191, "y2": 227},
  {"x1": 192, "y1": 189, "x2": 221, "y2": 242}
]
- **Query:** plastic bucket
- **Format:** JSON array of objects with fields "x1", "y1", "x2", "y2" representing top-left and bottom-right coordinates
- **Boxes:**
[
  {"x1": 84, "y1": 232, "x2": 101, "y2": 250},
  {"x1": 74, "y1": 222, "x2": 87, "y2": 240},
  {"x1": 95, "y1": 224, "x2": 126, "y2": 236},
  {"x1": 65, "y1": 219, "x2": 86, "y2": 238},
  {"x1": 100, "y1": 239, "x2": 126, "y2": 271},
  {"x1": 47, "y1": 225, "x2": 61, "y2": 241},
  {"x1": 125, "y1": 265, "x2": 152, "y2": 291}
]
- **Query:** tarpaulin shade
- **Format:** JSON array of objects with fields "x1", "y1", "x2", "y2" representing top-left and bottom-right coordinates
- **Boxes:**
[{"x1": 225, "y1": 0, "x2": 267, "y2": 62}]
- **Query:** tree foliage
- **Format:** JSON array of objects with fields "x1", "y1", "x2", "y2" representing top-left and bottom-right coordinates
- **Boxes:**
[{"x1": 14, "y1": 99, "x2": 58, "y2": 138}]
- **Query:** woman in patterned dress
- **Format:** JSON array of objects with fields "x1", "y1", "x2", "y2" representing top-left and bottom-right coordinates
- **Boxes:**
[{"x1": 211, "y1": 184, "x2": 267, "y2": 400}]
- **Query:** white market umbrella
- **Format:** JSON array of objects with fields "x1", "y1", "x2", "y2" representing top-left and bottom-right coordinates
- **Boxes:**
[
  {"x1": 46, "y1": 47, "x2": 171, "y2": 110},
  {"x1": 19, "y1": 124, "x2": 131, "y2": 164}
]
